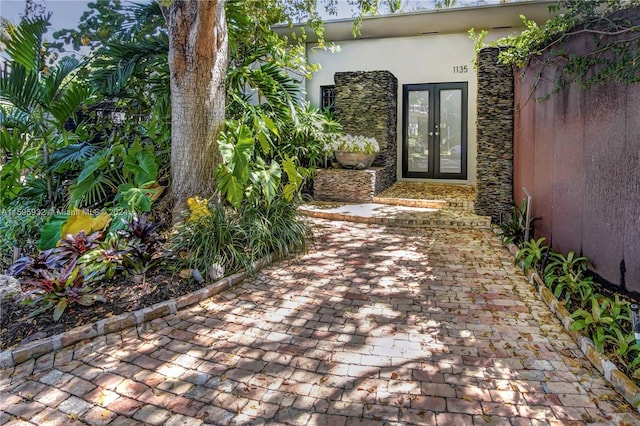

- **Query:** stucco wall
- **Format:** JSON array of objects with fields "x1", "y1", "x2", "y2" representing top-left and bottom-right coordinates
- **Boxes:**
[
  {"x1": 514, "y1": 29, "x2": 640, "y2": 293},
  {"x1": 306, "y1": 30, "x2": 515, "y2": 185}
]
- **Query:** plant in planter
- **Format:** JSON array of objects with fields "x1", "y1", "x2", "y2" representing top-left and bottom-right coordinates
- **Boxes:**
[{"x1": 326, "y1": 134, "x2": 380, "y2": 170}]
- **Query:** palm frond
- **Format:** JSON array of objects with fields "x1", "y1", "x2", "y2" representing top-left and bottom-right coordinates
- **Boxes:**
[
  {"x1": 2, "y1": 16, "x2": 50, "y2": 72},
  {"x1": 50, "y1": 84, "x2": 93, "y2": 125},
  {"x1": 122, "y1": 1, "x2": 165, "y2": 39},
  {"x1": 43, "y1": 56, "x2": 82, "y2": 105},
  {"x1": 90, "y1": 36, "x2": 168, "y2": 97},
  {"x1": 69, "y1": 171, "x2": 123, "y2": 208},
  {"x1": 0, "y1": 63, "x2": 44, "y2": 114},
  {"x1": 0, "y1": 102, "x2": 30, "y2": 130},
  {"x1": 49, "y1": 142, "x2": 99, "y2": 172}
]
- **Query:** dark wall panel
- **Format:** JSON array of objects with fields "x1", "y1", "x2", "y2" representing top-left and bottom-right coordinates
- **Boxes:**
[
  {"x1": 512, "y1": 9, "x2": 640, "y2": 293},
  {"x1": 551, "y1": 83, "x2": 584, "y2": 254},
  {"x1": 531, "y1": 68, "x2": 555, "y2": 241},
  {"x1": 513, "y1": 69, "x2": 537, "y2": 212},
  {"x1": 581, "y1": 82, "x2": 627, "y2": 286},
  {"x1": 624, "y1": 88, "x2": 640, "y2": 291}
]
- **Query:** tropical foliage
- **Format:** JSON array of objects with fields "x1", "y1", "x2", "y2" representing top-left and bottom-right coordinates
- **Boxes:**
[
  {"x1": 0, "y1": 16, "x2": 93, "y2": 208},
  {"x1": 512, "y1": 237, "x2": 640, "y2": 385},
  {"x1": 471, "y1": 0, "x2": 640, "y2": 97},
  {"x1": 9, "y1": 213, "x2": 163, "y2": 321},
  {"x1": 0, "y1": 0, "x2": 349, "y2": 324}
]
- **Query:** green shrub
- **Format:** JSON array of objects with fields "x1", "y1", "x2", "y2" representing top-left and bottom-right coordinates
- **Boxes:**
[
  {"x1": 241, "y1": 196, "x2": 312, "y2": 261},
  {"x1": 516, "y1": 237, "x2": 548, "y2": 271},
  {"x1": 171, "y1": 203, "x2": 250, "y2": 278},
  {"x1": 171, "y1": 195, "x2": 312, "y2": 281},
  {"x1": 498, "y1": 199, "x2": 528, "y2": 245},
  {"x1": 542, "y1": 250, "x2": 593, "y2": 308},
  {"x1": 501, "y1": 228, "x2": 640, "y2": 386},
  {"x1": 0, "y1": 206, "x2": 49, "y2": 272},
  {"x1": 571, "y1": 295, "x2": 630, "y2": 353}
]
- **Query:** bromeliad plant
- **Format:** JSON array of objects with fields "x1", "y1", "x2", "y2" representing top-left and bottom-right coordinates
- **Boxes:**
[
  {"x1": 507, "y1": 226, "x2": 640, "y2": 384},
  {"x1": 498, "y1": 199, "x2": 530, "y2": 245},
  {"x1": 515, "y1": 237, "x2": 547, "y2": 271},
  {"x1": 571, "y1": 295, "x2": 631, "y2": 353},
  {"x1": 544, "y1": 250, "x2": 592, "y2": 306},
  {"x1": 20, "y1": 259, "x2": 106, "y2": 321},
  {"x1": 117, "y1": 214, "x2": 162, "y2": 278},
  {"x1": 10, "y1": 231, "x2": 107, "y2": 321},
  {"x1": 9, "y1": 230, "x2": 102, "y2": 277},
  {"x1": 8, "y1": 213, "x2": 164, "y2": 321}
]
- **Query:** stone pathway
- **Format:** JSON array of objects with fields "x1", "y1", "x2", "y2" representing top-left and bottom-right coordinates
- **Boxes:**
[{"x1": 1, "y1": 219, "x2": 638, "y2": 425}]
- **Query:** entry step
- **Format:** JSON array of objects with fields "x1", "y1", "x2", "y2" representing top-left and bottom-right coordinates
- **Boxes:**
[{"x1": 300, "y1": 202, "x2": 491, "y2": 229}]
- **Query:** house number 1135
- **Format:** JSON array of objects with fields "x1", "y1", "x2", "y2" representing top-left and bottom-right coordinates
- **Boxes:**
[{"x1": 453, "y1": 65, "x2": 468, "y2": 74}]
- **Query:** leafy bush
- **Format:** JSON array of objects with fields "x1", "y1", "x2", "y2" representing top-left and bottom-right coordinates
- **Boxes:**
[
  {"x1": 498, "y1": 199, "x2": 529, "y2": 245},
  {"x1": 0, "y1": 206, "x2": 49, "y2": 272},
  {"x1": 571, "y1": 295, "x2": 630, "y2": 353},
  {"x1": 117, "y1": 214, "x2": 163, "y2": 276},
  {"x1": 543, "y1": 250, "x2": 592, "y2": 306},
  {"x1": 10, "y1": 230, "x2": 107, "y2": 321},
  {"x1": 171, "y1": 195, "x2": 312, "y2": 281},
  {"x1": 507, "y1": 227, "x2": 640, "y2": 384},
  {"x1": 516, "y1": 237, "x2": 547, "y2": 271},
  {"x1": 471, "y1": 0, "x2": 640, "y2": 97},
  {"x1": 8, "y1": 213, "x2": 164, "y2": 320},
  {"x1": 171, "y1": 202, "x2": 250, "y2": 277},
  {"x1": 20, "y1": 260, "x2": 106, "y2": 322},
  {"x1": 241, "y1": 196, "x2": 312, "y2": 260}
]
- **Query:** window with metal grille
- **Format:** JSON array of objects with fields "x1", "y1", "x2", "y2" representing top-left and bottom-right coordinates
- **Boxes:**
[{"x1": 320, "y1": 85, "x2": 335, "y2": 113}]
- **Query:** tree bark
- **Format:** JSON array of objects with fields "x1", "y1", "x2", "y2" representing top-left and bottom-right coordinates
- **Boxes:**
[{"x1": 165, "y1": 0, "x2": 228, "y2": 218}]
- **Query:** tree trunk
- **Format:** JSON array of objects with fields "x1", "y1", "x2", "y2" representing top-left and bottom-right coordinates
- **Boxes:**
[{"x1": 165, "y1": 0, "x2": 228, "y2": 219}]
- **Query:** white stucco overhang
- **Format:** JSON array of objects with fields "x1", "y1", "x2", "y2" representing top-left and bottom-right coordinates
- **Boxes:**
[{"x1": 274, "y1": 0, "x2": 558, "y2": 42}]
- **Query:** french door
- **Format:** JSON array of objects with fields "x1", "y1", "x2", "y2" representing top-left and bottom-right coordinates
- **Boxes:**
[{"x1": 402, "y1": 82, "x2": 468, "y2": 179}]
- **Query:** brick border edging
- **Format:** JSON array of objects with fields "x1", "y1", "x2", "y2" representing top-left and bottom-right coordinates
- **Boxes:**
[
  {"x1": 502, "y1": 240, "x2": 640, "y2": 412},
  {"x1": 0, "y1": 255, "x2": 272, "y2": 370}
]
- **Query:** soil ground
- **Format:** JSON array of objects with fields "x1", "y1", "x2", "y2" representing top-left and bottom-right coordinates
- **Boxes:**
[{"x1": 0, "y1": 267, "x2": 194, "y2": 351}]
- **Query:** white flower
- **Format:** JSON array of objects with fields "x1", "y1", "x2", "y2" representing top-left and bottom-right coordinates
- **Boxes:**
[{"x1": 325, "y1": 134, "x2": 379, "y2": 154}]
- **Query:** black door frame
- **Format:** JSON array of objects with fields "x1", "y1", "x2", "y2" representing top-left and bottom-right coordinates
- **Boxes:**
[{"x1": 402, "y1": 82, "x2": 468, "y2": 179}]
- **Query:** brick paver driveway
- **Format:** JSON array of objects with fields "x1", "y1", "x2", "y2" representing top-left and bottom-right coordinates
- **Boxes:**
[{"x1": 1, "y1": 219, "x2": 637, "y2": 425}]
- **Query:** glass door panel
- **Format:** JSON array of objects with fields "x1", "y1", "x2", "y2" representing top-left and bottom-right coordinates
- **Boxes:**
[
  {"x1": 402, "y1": 82, "x2": 467, "y2": 179},
  {"x1": 439, "y1": 89, "x2": 462, "y2": 174},
  {"x1": 407, "y1": 90, "x2": 430, "y2": 174}
]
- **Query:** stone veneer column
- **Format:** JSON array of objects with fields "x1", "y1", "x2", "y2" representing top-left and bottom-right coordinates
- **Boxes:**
[
  {"x1": 334, "y1": 71, "x2": 398, "y2": 192},
  {"x1": 475, "y1": 47, "x2": 514, "y2": 222}
]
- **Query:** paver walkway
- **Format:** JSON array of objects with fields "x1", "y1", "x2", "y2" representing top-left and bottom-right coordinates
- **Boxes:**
[{"x1": 2, "y1": 219, "x2": 639, "y2": 425}]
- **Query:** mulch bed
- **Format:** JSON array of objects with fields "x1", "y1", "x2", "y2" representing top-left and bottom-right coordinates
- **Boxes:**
[{"x1": 0, "y1": 266, "x2": 198, "y2": 351}]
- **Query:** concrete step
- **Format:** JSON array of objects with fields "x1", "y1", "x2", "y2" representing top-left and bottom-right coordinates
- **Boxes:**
[
  {"x1": 300, "y1": 202, "x2": 491, "y2": 229},
  {"x1": 372, "y1": 196, "x2": 474, "y2": 210},
  {"x1": 375, "y1": 182, "x2": 477, "y2": 211}
]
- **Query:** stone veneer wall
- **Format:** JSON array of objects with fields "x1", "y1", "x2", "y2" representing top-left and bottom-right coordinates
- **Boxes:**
[
  {"x1": 475, "y1": 47, "x2": 514, "y2": 222},
  {"x1": 333, "y1": 71, "x2": 398, "y2": 193},
  {"x1": 314, "y1": 167, "x2": 384, "y2": 203}
]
